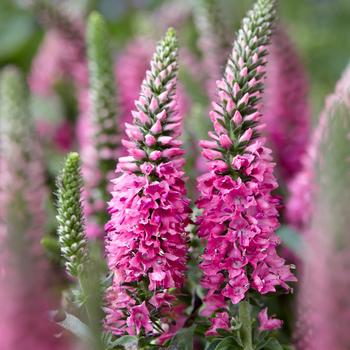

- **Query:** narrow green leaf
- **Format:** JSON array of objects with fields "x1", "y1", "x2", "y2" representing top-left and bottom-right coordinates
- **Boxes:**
[{"x1": 215, "y1": 337, "x2": 242, "y2": 350}]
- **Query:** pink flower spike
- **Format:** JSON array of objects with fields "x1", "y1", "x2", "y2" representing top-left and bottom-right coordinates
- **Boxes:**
[
  {"x1": 196, "y1": 0, "x2": 294, "y2": 331},
  {"x1": 258, "y1": 308, "x2": 283, "y2": 331},
  {"x1": 105, "y1": 29, "x2": 191, "y2": 339}
]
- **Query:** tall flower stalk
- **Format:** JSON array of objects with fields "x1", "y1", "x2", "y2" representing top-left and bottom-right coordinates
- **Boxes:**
[
  {"x1": 84, "y1": 12, "x2": 119, "y2": 238},
  {"x1": 192, "y1": 0, "x2": 230, "y2": 100},
  {"x1": 295, "y1": 64, "x2": 350, "y2": 350},
  {"x1": 263, "y1": 25, "x2": 311, "y2": 184},
  {"x1": 0, "y1": 66, "x2": 65, "y2": 349},
  {"x1": 105, "y1": 28, "x2": 191, "y2": 341},
  {"x1": 196, "y1": 0, "x2": 296, "y2": 342},
  {"x1": 287, "y1": 65, "x2": 350, "y2": 231},
  {"x1": 56, "y1": 152, "x2": 88, "y2": 278},
  {"x1": 56, "y1": 152, "x2": 104, "y2": 350}
]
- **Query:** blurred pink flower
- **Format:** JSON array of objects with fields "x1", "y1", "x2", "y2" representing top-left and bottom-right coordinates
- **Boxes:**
[
  {"x1": 263, "y1": 26, "x2": 311, "y2": 183},
  {"x1": 258, "y1": 308, "x2": 283, "y2": 331}
]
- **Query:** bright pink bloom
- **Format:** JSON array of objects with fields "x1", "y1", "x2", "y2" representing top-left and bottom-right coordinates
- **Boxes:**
[
  {"x1": 105, "y1": 29, "x2": 191, "y2": 337},
  {"x1": 196, "y1": 1, "x2": 296, "y2": 326},
  {"x1": 206, "y1": 312, "x2": 230, "y2": 336},
  {"x1": 263, "y1": 26, "x2": 311, "y2": 183},
  {"x1": 258, "y1": 308, "x2": 283, "y2": 331},
  {"x1": 127, "y1": 302, "x2": 153, "y2": 335}
]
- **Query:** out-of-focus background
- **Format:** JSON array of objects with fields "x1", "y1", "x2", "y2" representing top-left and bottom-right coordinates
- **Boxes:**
[{"x1": 1, "y1": 0, "x2": 350, "y2": 117}]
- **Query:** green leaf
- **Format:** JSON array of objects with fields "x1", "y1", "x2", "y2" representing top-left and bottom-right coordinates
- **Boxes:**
[
  {"x1": 205, "y1": 340, "x2": 221, "y2": 350},
  {"x1": 214, "y1": 337, "x2": 242, "y2": 350},
  {"x1": 277, "y1": 226, "x2": 303, "y2": 258},
  {"x1": 109, "y1": 335, "x2": 138, "y2": 348},
  {"x1": 263, "y1": 338, "x2": 284, "y2": 350},
  {"x1": 169, "y1": 326, "x2": 195, "y2": 350}
]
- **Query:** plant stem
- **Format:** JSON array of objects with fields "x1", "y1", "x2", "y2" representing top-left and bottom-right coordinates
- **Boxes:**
[{"x1": 239, "y1": 300, "x2": 254, "y2": 350}]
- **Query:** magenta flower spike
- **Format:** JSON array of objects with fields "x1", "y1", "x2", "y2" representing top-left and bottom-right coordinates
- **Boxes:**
[
  {"x1": 287, "y1": 64, "x2": 350, "y2": 231},
  {"x1": 263, "y1": 26, "x2": 311, "y2": 183},
  {"x1": 105, "y1": 28, "x2": 191, "y2": 338},
  {"x1": 195, "y1": 0, "x2": 296, "y2": 329},
  {"x1": 294, "y1": 63, "x2": 350, "y2": 350}
]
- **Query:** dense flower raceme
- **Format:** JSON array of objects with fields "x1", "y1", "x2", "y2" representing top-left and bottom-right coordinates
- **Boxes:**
[
  {"x1": 196, "y1": 0, "x2": 296, "y2": 332},
  {"x1": 263, "y1": 26, "x2": 311, "y2": 183},
  {"x1": 105, "y1": 28, "x2": 191, "y2": 339},
  {"x1": 287, "y1": 64, "x2": 350, "y2": 230},
  {"x1": 295, "y1": 66, "x2": 350, "y2": 350},
  {"x1": 0, "y1": 67, "x2": 67, "y2": 350}
]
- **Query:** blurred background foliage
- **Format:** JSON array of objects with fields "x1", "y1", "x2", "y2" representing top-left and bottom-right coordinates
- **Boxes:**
[{"x1": 1, "y1": 0, "x2": 349, "y2": 119}]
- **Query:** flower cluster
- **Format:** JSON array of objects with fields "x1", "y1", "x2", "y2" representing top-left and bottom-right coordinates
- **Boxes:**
[
  {"x1": 105, "y1": 28, "x2": 191, "y2": 338},
  {"x1": 196, "y1": 0, "x2": 296, "y2": 330}
]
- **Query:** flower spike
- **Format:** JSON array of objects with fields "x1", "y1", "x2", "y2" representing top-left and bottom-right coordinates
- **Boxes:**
[
  {"x1": 0, "y1": 66, "x2": 65, "y2": 349},
  {"x1": 56, "y1": 152, "x2": 88, "y2": 278},
  {"x1": 105, "y1": 28, "x2": 191, "y2": 340},
  {"x1": 196, "y1": 0, "x2": 296, "y2": 334},
  {"x1": 85, "y1": 12, "x2": 119, "y2": 236},
  {"x1": 263, "y1": 25, "x2": 311, "y2": 183}
]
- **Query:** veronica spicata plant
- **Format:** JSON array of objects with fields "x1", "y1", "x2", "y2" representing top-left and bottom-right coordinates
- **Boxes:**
[
  {"x1": 196, "y1": 0, "x2": 296, "y2": 347},
  {"x1": 105, "y1": 28, "x2": 192, "y2": 345}
]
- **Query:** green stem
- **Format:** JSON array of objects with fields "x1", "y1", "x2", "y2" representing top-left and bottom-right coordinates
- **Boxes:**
[{"x1": 239, "y1": 300, "x2": 254, "y2": 350}]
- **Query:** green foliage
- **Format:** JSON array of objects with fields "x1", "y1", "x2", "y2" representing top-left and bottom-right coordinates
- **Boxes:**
[{"x1": 56, "y1": 152, "x2": 88, "y2": 278}]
